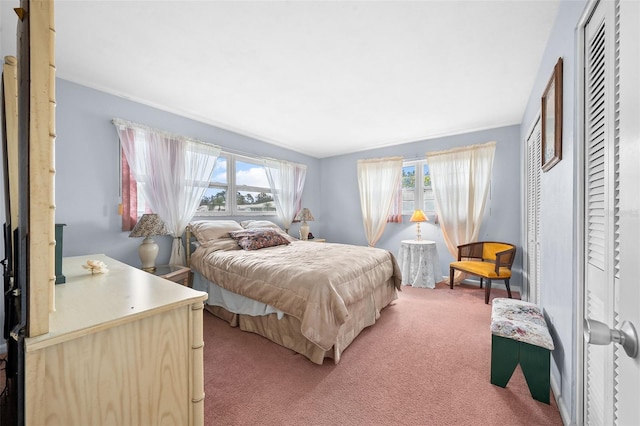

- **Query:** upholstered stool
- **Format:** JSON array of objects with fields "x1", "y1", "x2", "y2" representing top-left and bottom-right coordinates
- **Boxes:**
[{"x1": 490, "y1": 298, "x2": 554, "y2": 404}]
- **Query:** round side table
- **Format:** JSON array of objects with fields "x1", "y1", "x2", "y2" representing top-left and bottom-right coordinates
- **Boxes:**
[{"x1": 397, "y1": 240, "x2": 442, "y2": 289}]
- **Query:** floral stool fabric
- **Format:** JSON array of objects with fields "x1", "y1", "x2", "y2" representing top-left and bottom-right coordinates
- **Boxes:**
[{"x1": 490, "y1": 298, "x2": 554, "y2": 350}]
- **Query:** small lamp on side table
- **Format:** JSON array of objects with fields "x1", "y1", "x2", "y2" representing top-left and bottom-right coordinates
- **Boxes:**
[
  {"x1": 294, "y1": 208, "x2": 315, "y2": 240},
  {"x1": 410, "y1": 209, "x2": 428, "y2": 241},
  {"x1": 129, "y1": 213, "x2": 169, "y2": 272}
]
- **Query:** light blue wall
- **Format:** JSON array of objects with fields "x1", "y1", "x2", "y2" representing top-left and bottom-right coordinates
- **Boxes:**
[
  {"x1": 320, "y1": 125, "x2": 523, "y2": 288},
  {"x1": 519, "y1": 1, "x2": 587, "y2": 423},
  {"x1": 55, "y1": 79, "x2": 321, "y2": 266}
]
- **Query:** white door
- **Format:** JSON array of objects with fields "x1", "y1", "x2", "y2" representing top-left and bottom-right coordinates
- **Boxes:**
[
  {"x1": 525, "y1": 118, "x2": 541, "y2": 304},
  {"x1": 582, "y1": 1, "x2": 640, "y2": 425}
]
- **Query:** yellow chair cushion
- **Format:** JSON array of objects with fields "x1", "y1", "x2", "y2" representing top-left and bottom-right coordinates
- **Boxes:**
[
  {"x1": 482, "y1": 243, "x2": 514, "y2": 261},
  {"x1": 450, "y1": 260, "x2": 512, "y2": 279}
]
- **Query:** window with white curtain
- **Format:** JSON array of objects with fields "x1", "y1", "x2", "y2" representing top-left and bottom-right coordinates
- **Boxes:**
[
  {"x1": 124, "y1": 150, "x2": 280, "y2": 218},
  {"x1": 114, "y1": 118, "x2": 221, "y2": 264},
  {"x1": 197, "y1": 152, "x2": 277, "y2": 216},
  {"x1": 402, "y1": 160, "x2": 435, "y2": 214}
]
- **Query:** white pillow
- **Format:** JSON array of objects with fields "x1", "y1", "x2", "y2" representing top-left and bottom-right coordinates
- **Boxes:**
[
  {"x1": 240, "y1": 220, "x2": 282, "y2": 230},
  {"x1": 188, "y1": 220, "x2": 243, "y2": 245},
  {"x1": 240, "y1": 220, "x2": 296, "y2": 242}
]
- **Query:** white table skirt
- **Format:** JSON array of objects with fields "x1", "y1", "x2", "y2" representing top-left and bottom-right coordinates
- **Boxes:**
[{"x1": 398, "y1": 239, "x2": 442, "y2": 289}]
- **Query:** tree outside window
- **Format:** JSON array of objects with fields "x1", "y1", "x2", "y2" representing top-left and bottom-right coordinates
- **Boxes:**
[{"x1": 402, "y1": 160, "x2": 435, "y2": 215}]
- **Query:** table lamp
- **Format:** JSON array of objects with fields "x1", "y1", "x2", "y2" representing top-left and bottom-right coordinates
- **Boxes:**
[
  {"x1": 410, "y1": 209, "x2": 428, "y2": 240},
  {"x1": 129, "y1": 213, "x2": 169, "y2": 271},
  {"x1": 294, "y1": 208, "x2": 315, "y2": 240}
]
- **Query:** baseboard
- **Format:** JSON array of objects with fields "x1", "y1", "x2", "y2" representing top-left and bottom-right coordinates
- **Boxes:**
[
  {"x1": 458, "y1": 278, "x2": 521, "y2": 295},
  {"x1": 551, "y1": 372, "x2": 573, "y2": 425}
]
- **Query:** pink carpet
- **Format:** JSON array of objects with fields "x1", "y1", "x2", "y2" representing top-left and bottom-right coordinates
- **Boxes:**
[{"x1": 202, "y1": 283, "x2": 563, "y2": 425}]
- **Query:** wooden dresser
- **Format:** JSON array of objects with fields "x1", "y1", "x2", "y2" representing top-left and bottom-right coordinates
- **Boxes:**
[{"x1": 24, "y1": 254, "x2": 208, "y2": 426}]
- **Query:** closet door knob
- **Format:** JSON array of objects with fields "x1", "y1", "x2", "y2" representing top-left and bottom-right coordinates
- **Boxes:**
[{"x1": 584, "y1": 319, "x2": 638, "y2": 358}]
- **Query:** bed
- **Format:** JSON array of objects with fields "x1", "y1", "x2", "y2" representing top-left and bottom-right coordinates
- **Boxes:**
[{"x1": 186, "y1": 219, "x2": 401, "y2": 364}]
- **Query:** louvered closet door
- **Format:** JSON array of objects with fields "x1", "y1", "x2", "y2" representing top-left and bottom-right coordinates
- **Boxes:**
[
  {"x1": 525, "y1": 119, "x2": 541, "y2": 304},
  {"x1": 582, "y1": 1, "x2": 640, "y2": 424}
]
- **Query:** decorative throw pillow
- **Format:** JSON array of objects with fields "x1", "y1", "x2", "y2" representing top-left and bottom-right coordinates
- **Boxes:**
[
  {"x1": 229, "y1": 228, "x2": 291, "y2": 250},
  {"x1": 189, "y1": 220, "x2": 243, "y2": 245}
]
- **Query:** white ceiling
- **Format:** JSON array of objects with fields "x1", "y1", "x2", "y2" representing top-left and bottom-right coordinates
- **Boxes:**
[{"x1": 54, "y1": 1, "x2": 560, "y2": 158}]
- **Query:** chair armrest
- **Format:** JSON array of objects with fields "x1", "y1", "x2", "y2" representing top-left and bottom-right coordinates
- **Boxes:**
[{"x1": 494, "y1": 247, "x2": 516, "y2": 274}]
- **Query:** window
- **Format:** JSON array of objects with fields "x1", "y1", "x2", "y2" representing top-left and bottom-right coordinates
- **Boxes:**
[
  {"x1": 197, "y1": 153, "x2": 276, "y2": 216},
  {"x1": 122, "y1": 150, "x2": 277, "y2": 229},
  {"x1": 402, "y1": 160, "x2": 435, "y2": 214}
]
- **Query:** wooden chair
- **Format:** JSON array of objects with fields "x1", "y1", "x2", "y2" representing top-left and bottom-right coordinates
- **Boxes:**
[{"x1": 449, "y1": 241, "x2": 516, "y2": 304}]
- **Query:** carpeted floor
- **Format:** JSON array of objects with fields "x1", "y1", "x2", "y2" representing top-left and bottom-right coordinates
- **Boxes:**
[{"x1": 202, "y1": 282, "x2": 564, "y2": 426}]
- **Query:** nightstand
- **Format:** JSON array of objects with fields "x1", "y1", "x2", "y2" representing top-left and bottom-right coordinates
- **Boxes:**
[
  {"x1": 397, "y1": 240, "x2": 441, "y2": 289},
  {"x1": 152, "y1": 264, "x2": 192, "y2": 287}
]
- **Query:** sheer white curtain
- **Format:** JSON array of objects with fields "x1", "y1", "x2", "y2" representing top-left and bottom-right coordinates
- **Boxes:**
[
  {"x1": 357, "y1": 157, "x2": 403, "y2": 247},
  {"x1": 264, "y1": 159, "x2": 307, "y2": 233},
  {"x1": 426, "y1": 141, "x2": 496, "y2": 283},
  {"x1": 113, "y1": 118, "x2": 220, "y2": 265}
]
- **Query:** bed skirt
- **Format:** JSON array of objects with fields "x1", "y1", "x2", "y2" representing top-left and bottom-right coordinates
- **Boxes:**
[{"x1": 205, "y1": 278, "x2": 398, "y2": 365}]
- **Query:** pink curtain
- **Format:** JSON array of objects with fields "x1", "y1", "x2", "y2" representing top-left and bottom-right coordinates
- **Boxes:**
[
  {"x1": 387, "y1": 179, "x2": 403, "y2": 223},
  {"x1": 121, "y1": 137, "x2": 138, "y2": 231}
]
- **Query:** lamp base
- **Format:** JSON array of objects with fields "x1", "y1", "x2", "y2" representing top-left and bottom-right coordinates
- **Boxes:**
[
  {"x1": 139, "y1": 236, "x2": 159, "y2": 271},
  {"x1": 299, "y1": 221, "x2": 310, "y2": 241}
]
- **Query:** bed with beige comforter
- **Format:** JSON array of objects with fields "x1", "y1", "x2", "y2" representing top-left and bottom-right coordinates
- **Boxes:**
[{"x1": 188, "y1": 221, "x2": 401, "y2": 364}]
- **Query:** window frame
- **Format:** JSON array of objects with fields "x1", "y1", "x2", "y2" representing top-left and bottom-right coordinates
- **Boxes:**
[
  {"x1": 196, "y1": 151, "x2": 277, "y2": 217},
  {"x1": 402, "y1": 159, "x2": 435, "y2": 215}
]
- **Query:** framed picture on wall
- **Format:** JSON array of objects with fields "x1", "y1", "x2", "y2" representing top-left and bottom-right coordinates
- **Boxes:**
[{"x1": 541, "y1": 57, "x2": 563, "y2": 172}]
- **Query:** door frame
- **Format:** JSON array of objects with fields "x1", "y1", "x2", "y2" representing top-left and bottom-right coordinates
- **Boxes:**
[
  {"x1": 523, "y1": 115, "x2": 541, "y2": 304},
  {"x1": 575, "y1": 1, "x2": 603, "y2": 424}
]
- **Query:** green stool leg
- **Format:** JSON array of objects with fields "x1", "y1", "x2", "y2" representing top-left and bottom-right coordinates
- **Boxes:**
[
  {"x1": 490, "y1": 335, "x2": 519, "y2": 387},
  {"x1": 520, "y1": 343, "x2": 551, "y2": 404},
  {"x1": 491, "y1": 335, "x2": 551, "y2": 404}
]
